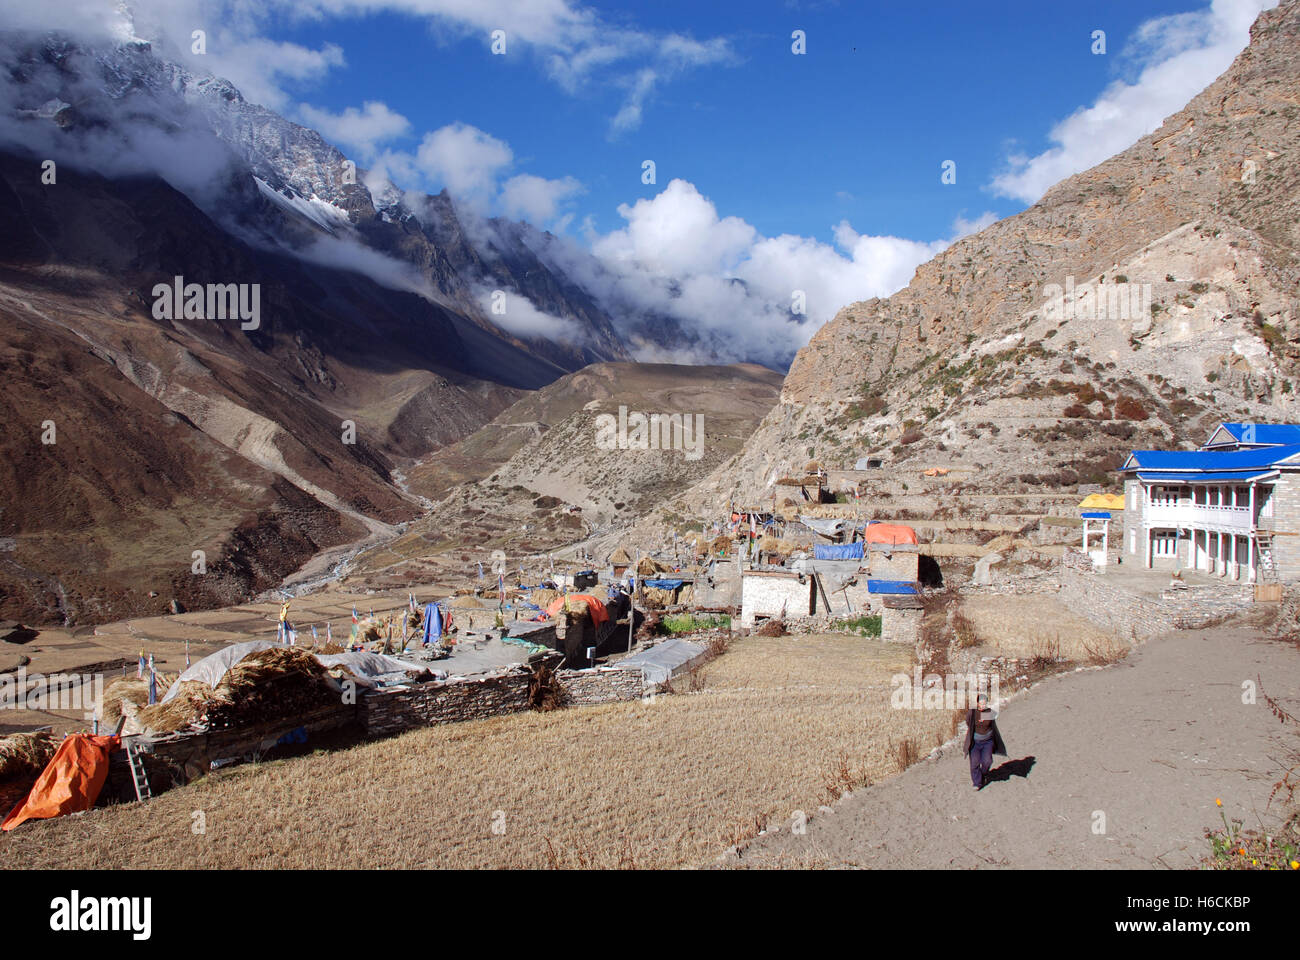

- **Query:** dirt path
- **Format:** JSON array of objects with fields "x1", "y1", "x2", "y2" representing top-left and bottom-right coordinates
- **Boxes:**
[{"x1": 727, "y1": 626, "x2": 1300, "y2": 869}]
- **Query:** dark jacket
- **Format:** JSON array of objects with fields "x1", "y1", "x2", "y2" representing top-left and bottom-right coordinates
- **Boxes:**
[{"x1": 963, "y1": 708, "x2": 1007, "y2": 757}]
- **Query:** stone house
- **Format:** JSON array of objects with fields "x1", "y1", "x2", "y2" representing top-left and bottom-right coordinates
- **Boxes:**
[{"x1": 740, "y1": 569, "x2": 816, "y2": 627}]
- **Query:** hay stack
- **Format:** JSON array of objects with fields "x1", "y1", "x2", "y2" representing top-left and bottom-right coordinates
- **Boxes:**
[
  {"x1": 640, "y1": 586, "x2": 676, "y2": 608},
  {"x1": 709, "y1": 535, "x2": 732, "y2": 555},
  {"x1": 636, "y1": 556, "x2": 668, "y2": 577},
  {"x1": 609, "y1": 545, "x2": 633, "y2": 566},
  {"x1": 100, "y1": 676, "x2": 152, "y2": 729},
  {"x1": 530, "y1": 588, "x2": 560, "y2": 610},
  {"x1": 133, "y1": 647, "x2": 342, "y2": 734},
  {"x1": 760, "y1": 535, "x2": 798, "y2": 555},
  {"x1": 0, "y1": 730, "x2": 58, "y2": 782}
]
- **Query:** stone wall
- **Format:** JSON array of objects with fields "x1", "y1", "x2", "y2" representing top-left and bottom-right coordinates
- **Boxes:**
[
  {"x1": 556, "y1": 667, "x2": 645, "y2": 704},
  {"x1": 867, "y1": 548, "x2": 920, "y2": 581},
  {"x1": 1122, "y1": 478, "x2": 1141, "y2": 563},
  {"x1": 1056, "y1": 566, "x2": 1253, "y2": 639},
  {"x1": 1267, "y1": 474, "x2": 1300, "y2": 577},
  {"x1": 361, "y1": 670, "x2": 534, "y2": 737},
  {"x1": 881, "y1": 605, "x2": 922, "y2": 644},
  {"x1": 741, "y1": 571, "x2": 815, "y2": 627},
  {"x1": 360, "y1": 663, "x2": 649, "y2": 737},
  {"x1": 139, "y1": 664, "x2": 655, "y2": 785}
]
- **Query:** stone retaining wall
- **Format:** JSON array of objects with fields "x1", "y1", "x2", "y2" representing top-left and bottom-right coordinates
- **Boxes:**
[
  {"x1": 1057, "y1": 566, "x2": 1252, "y2": 639},
  {"x1": 361, "y1": 664, "x2": 647, "y2": 737},
  {"x1": 361, "y1": 670, "x2": 534, "y2": 738},
  {"x1": 556, "y1": 667, "x2": 645, "y2": 704}
]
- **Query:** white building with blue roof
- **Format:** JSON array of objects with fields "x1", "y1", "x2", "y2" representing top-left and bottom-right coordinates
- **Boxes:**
[{"x1": 1119, "y1": 423, "x2": 1300, "y2": 581}]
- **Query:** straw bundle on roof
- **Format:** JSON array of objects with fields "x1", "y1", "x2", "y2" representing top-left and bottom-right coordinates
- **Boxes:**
[
  {"x1": 760, "y1": 535, "x2": 798, "y2": 554},
  {"x1": 530, "y1": 588, "x2": 560, "y2": 609},
  {"x1": 636, "y1": 556, "x2": 669, "y2": 577},
  {"x1": 133, "y1": 647, "x2": 342, "y2": 734},
  {"x1": 100, "y1": 676, "x2": 151, "y2": 729},
  {"x1": 0, "y1": 730, "x2": 58, "y2": 782},
  {"x1": 609, "y1": 545, "x2": 633, "y2": 565}
]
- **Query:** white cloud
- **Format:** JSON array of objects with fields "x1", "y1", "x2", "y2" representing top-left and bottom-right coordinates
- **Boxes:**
[
  {"x1": 474, "y1": 286, "x2": 586, "y2": 342},
  {"x1": 499, "y1": 173, "x2": 584, "y2": 224},
  {"x1": 593, "y1": 179, "x2": 757, "y2": 275},
  {"x1": 413, "y1": 122, "x2": 514, "y2": 204},
  {"x1": 297, "y1": 100, "x2": 410, "y2": 159},
  {"x1": 609, "y1": 68, "x2": 657, "y2": 136},
  {"x1": 991, "y1": 0, "x2": 1277, "y2": 203}
]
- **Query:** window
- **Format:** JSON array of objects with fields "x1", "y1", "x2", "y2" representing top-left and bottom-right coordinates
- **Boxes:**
[
  {"x1": 1129, "y1": 486, "x2": 1137, "y2": 510},
  {"x1": 1152, "y1": 530, "x2": 1178, "y2": 558},
  {"x1": 1129, "y1": 530, "x2": 1136, "y2": 553},
  {"x1": 1150, "y1": 486, "x2": 1179, "y2": 507}
]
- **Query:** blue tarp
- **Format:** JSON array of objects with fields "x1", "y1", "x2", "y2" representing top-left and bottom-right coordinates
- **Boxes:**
[
  {"x1": 425, "y1": 602, "x2": 443, "y2": 642},
  {"x1": 813, "y1": 542, "x2": 864, "y2": 560},
  {"x1": 643, "y1": 578, "x2": 685, "y2": 590},
  {"x1": 867, "y1": 580, "x2": 917, "y2": 594}
]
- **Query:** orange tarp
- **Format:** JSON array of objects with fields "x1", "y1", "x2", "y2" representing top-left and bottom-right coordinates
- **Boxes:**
[
  {"x1": 862, "y1": 522, "x2": 918, "y2": 546},
  {"x1": 2, "y1": 734, "x2": 120, "y2": 831},
  {"x1": 545, "y1": 593, "x2": 610, "y2": 627}
]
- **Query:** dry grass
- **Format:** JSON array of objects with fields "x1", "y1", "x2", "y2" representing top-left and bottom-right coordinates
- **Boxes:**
[
  {"x1": 957, "y1": 595, "x2": 1125, "y2": 660},
  {"x1": 0, "y1": 634, "x2": 953, "y2": 870}
]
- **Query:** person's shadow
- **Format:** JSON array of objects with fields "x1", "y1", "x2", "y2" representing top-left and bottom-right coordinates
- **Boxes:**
[{"x1": 985, "y1": 756, "x2": 1036, "y2": 784}]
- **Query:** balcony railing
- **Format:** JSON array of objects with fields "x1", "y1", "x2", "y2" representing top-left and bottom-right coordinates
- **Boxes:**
[{"x1": 1144, "y1": 502, "x2": 1256, "y2": 532}]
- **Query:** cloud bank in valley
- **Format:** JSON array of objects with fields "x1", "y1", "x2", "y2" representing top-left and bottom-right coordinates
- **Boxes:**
[{"x1": 532, "y1": 180, "x2": 996, "y2": 367}]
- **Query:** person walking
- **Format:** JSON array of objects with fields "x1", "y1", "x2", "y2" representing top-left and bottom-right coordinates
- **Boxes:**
[{"x1": 963, "y1": 693, "x2": 1007, "y2": 790}]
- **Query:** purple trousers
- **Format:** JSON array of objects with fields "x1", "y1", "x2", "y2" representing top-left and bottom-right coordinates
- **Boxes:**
[{"x1": 969, "y1": 738, "x2": 994, "y2": 788}]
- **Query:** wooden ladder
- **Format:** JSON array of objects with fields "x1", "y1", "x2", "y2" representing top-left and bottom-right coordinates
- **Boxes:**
[
  {"x1": 1255, "y1": 533, "x2": 1278, "y2": 582},
  {"x1": 124, "y1": 738, "x2": 152, "y2": 802}
]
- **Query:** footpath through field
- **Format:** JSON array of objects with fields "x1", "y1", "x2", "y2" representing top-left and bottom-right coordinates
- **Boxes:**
[{"x1": 728, "y1": 626, "x2": 1300, "y2": 868}]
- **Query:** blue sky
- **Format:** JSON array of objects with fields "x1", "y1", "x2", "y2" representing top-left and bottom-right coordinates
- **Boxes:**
[{"x1": 265, "y1": 0, "x2": 1243, "y2": 242}]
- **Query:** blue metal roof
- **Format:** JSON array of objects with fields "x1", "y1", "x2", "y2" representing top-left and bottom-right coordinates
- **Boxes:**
[
  {"x1": 1135, "y1": 470, "x2": 1277, "y2": 483},
  {"x1": 1122, "y1": 443, "x2": 1300, "y2": 472},
  {"x1": 1206, "y1": 423, "x2": 1300, "y2": 447},
  {"x1": 1080, "y1": 511, "x2": 1111, "y2": 519}
]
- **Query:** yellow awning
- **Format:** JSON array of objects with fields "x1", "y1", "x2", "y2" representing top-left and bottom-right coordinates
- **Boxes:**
[{"x1": 1078, "y1": 493, "x2": 1125, "y2": 509}]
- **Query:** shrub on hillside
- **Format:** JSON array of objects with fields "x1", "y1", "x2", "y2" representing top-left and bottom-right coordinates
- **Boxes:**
[{"x1": 1114, "y1": 396, "x2": 1149, "y2": 420}]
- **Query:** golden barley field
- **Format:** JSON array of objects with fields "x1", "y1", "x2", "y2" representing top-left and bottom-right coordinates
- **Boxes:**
[{"x1": 0, "y1": 634, "x2": 959, "y2": 869}]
